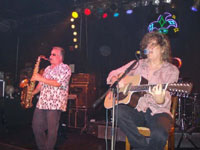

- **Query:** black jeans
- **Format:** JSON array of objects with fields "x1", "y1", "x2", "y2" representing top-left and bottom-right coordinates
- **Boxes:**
[
  {"x1": 117, "y1": 104, "x2": 172, "y2": 150},
  {"x1": 32, "y1": 108, "x2": 61, "y2": 150}
]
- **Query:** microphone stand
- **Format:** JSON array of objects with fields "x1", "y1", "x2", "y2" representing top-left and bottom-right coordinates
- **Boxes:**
[
  {"x1": 93, "y1": 59, "x2": 139, "y2": 150},
  {"x1": 110, "y1": 60, "x2": 139, "y2": 150},
  {"x1": 92, "y1": 60, "x2": 139, "y2": 109}
]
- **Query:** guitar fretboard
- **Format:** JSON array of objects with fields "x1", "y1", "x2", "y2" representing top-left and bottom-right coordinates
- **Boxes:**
[{"x1": 130, "y1": 84, "x2": 168, "y2": 92}]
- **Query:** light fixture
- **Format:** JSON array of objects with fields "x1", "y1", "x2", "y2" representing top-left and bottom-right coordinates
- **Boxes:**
[
  {"x1": 96, "y1": 2, "x2": 109, "y2": 18},
  {"x1": 126, "y1": 9, "x2": 133, "y2": 15},
  {"x1": 84, "y1": 8, "x2": 91, "y2": 16},
  {"x1": 72, "y1": 8, "x2": 80, "y2": 19},
  {"x1": 73, "y1": 31, "x2": 77, "y2": 36},
  {"x1": 124, "y1": 1, "x2": 137, "y2": 15},
  {"x1": 170, "y1": 0, "x2": 176, "y2": 9},
  {"x1": 74, "y1": 44, "x2": 79, "y2": 49},
  {"x1": 73, "y1": 38, "x2": 77, "y2": 42},
  {"x1": 72, "y1": 11, "x2": 78, "y2": 18},
  {"x1": 70, "y1": 18, "x2": 75, "y2": 22},
  {"x1": 113, "y1": 12, "x2": 119, "y2": 17},
  {"x1": 71, "y1": 24, "x2": 75, "y2": 29},
  {"x1": 152, "y1": 0, "x2": 160, "y2": 6},
  {"x1": 141, "y1": 0, "x2": 150, "y2": 6},
  {"x1": 102, "y1": 12, "x2": 108, "y2": 19},
  {"x1": 110, "y1": 3, "x2": 118, "y2": 11},
  {"x1": 163, "y1": 0, "x2": 172, "y2": 4},
  {"x1": 191, "y1": 0, "x2": 200, "y2": 12},
  {"x1": 129, "y1": 1, "x2": 138, "y2": 9}
]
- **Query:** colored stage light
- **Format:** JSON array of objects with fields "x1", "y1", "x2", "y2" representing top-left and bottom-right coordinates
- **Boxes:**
[
  {"x1": 72, "y1": 11, "x2": 79, "y2": 19},
  {"x1": 84, "y1": 8, "x2": 91, "y2": 16},
  {"x1": 191, "y1": 6, "x2": 198, "y2": 11},
  {"x1": 102, "y1": 13, "x2": 108, "y2": 19},
  {"x1": 113, "y1": 12, "x2": 119, "y2": 17},
  {"x1": 126, "y1": 10, "x2": 133, "y2": 14},
  {"x1": 191, "y1": 0, "x2": 200, "y2": 12}
]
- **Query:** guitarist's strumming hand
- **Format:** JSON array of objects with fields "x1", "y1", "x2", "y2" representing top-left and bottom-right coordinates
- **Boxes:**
[{"x1": 149, "y1": 84, "x2": 168, "y2": 104}]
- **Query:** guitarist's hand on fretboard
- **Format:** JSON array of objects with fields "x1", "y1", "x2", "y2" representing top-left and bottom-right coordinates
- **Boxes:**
[{"x1": 149, "y1": 84, "x2": 168, "y2": 104}]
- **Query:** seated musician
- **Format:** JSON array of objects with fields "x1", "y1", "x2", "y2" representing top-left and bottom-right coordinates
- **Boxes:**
[{"x1": 106, "y1": 31, "x2": 179, "y2": 150}]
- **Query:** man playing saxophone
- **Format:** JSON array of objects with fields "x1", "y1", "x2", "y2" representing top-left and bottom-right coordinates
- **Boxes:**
[{"x1": 31, "y1": 46, "x2": 71, "y2": 150}]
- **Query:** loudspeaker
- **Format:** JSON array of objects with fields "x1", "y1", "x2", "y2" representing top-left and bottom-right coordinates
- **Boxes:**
[
  {"x1": 70, "y1": 83, "x2": 96, "y2": 108},
  {"x1": 71, "y1": 73, "x2": 95, "y2": 84},
  {"x1": 68, "y1": 108, "x2": 87, "y2": 128}
]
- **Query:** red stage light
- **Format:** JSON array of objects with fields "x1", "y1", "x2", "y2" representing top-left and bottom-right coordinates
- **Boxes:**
[
  {"x1": 102, "y1": 13, "x2": 108, "y2": 19},
  {"x1": 84, "y1": 8, "x2": 91, "y2": 16}
]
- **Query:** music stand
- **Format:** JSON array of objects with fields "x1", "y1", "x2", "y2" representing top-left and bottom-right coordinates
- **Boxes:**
[{"x1": 176, "y1": 94, "x2": 199, "y2": 149}]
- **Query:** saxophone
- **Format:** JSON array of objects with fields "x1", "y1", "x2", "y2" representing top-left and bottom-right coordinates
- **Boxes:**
[{"x1": 20, "y1": 55, "x2": 48, "y2": 109}]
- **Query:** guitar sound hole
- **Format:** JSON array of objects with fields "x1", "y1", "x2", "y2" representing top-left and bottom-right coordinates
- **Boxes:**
[{"x1": 118, "y1": 92, "x2": 127, "y2": 101}]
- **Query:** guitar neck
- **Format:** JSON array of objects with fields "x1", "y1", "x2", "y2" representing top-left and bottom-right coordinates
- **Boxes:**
[{"x1": 130, "y1": 84, "x2": 168, "y2": 92}]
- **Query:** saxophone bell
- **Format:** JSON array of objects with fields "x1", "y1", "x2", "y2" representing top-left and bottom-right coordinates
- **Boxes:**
[{"x1": 19, "y1": 78, "x2": 29, "y2": 88}]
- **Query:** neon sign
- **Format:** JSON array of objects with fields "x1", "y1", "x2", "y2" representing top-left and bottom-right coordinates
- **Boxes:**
[{"x1": 148, "y1": 12, "x2": 179, "y2": 34}]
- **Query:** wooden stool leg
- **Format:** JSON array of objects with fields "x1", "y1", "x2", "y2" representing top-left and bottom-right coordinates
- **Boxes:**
[
  {"x1": 126, "y1": 137, "x2": 131, "y2": 150},
  {"x1": 164, "y1": 140, "x2": 168, "y2": 150}
]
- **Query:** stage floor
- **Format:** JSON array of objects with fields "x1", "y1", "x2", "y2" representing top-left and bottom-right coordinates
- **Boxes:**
[
  {"x1": 0, "y1": 99, "x2": 199, "y2": 150},
  {"x1": 0, "y1": 122, "x2": 199, "y2": 150}
]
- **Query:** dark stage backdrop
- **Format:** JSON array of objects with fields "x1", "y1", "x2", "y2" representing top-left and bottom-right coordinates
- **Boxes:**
[
  {"x1": 0, "y1": 0, "x2": 200, "y2": 93},
  {"x1": 86, "y1": 1, "x2": 200, "y2": 93}
]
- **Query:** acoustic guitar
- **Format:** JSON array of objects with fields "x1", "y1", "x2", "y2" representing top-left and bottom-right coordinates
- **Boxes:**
[{"x1": 104, "y1": 75, "x2": 193, "y2": 109}]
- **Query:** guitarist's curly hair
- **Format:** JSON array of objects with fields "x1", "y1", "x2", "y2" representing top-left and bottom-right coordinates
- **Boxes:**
[{"x1": 140, "y1": 31, "x2": 172, "y2": 62}]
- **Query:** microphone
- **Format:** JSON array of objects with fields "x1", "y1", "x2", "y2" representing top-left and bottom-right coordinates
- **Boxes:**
[
  {"x1": 136, "y1": 49, "x2": 149, "y2": 55},
  {"x1": 136, "y1": 49, "x2": 149, "y2": 58},
  {"x1": 143, "y1": 49, "x2": 149, "y2": 55}
]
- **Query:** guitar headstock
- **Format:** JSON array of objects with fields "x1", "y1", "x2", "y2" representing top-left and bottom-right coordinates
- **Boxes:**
[{"x1": 168, "y1": 82, "x2": 193, "y2": 95}]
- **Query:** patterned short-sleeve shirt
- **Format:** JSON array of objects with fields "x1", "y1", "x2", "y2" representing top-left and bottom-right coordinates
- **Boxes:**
[{"x1": 36, "y1": 63, "x2": 71, "y2": 111}]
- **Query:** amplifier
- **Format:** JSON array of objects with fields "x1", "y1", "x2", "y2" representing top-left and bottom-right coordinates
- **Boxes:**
[
  {"x1": 68, "y1": 108, "x2": 87, "y2": 129},
  {"x1": 71, "y1": 73, "x2": 95, "y2": 84},
  {"x1": 0, "y1": 80, "x2": 5, "y2": 98},
  {"x1": 70, "y1": 83, "x2": 96, "y2": 108}
]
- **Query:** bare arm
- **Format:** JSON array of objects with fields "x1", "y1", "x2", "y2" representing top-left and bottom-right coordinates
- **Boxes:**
[{"x1": 32, "y1": 82, "x2": 42, "y2": 96}]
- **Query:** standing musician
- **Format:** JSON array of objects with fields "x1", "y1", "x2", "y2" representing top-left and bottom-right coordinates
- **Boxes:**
[
  {"x1": 106, "y1": 31, "x2": 179, "y2": 150},
  {"x1": 31, "y1": 46, "x2": 71, "y2": 150}
]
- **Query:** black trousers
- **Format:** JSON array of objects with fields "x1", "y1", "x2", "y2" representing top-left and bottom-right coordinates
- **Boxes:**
[{"x1": 117, "y1": 104, "x2": 173, "y2": 150}]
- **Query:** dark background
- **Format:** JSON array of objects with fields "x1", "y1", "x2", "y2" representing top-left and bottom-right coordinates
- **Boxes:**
[{"x1": 0, "y1": 0, "x2": 200, "y2": 94}]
